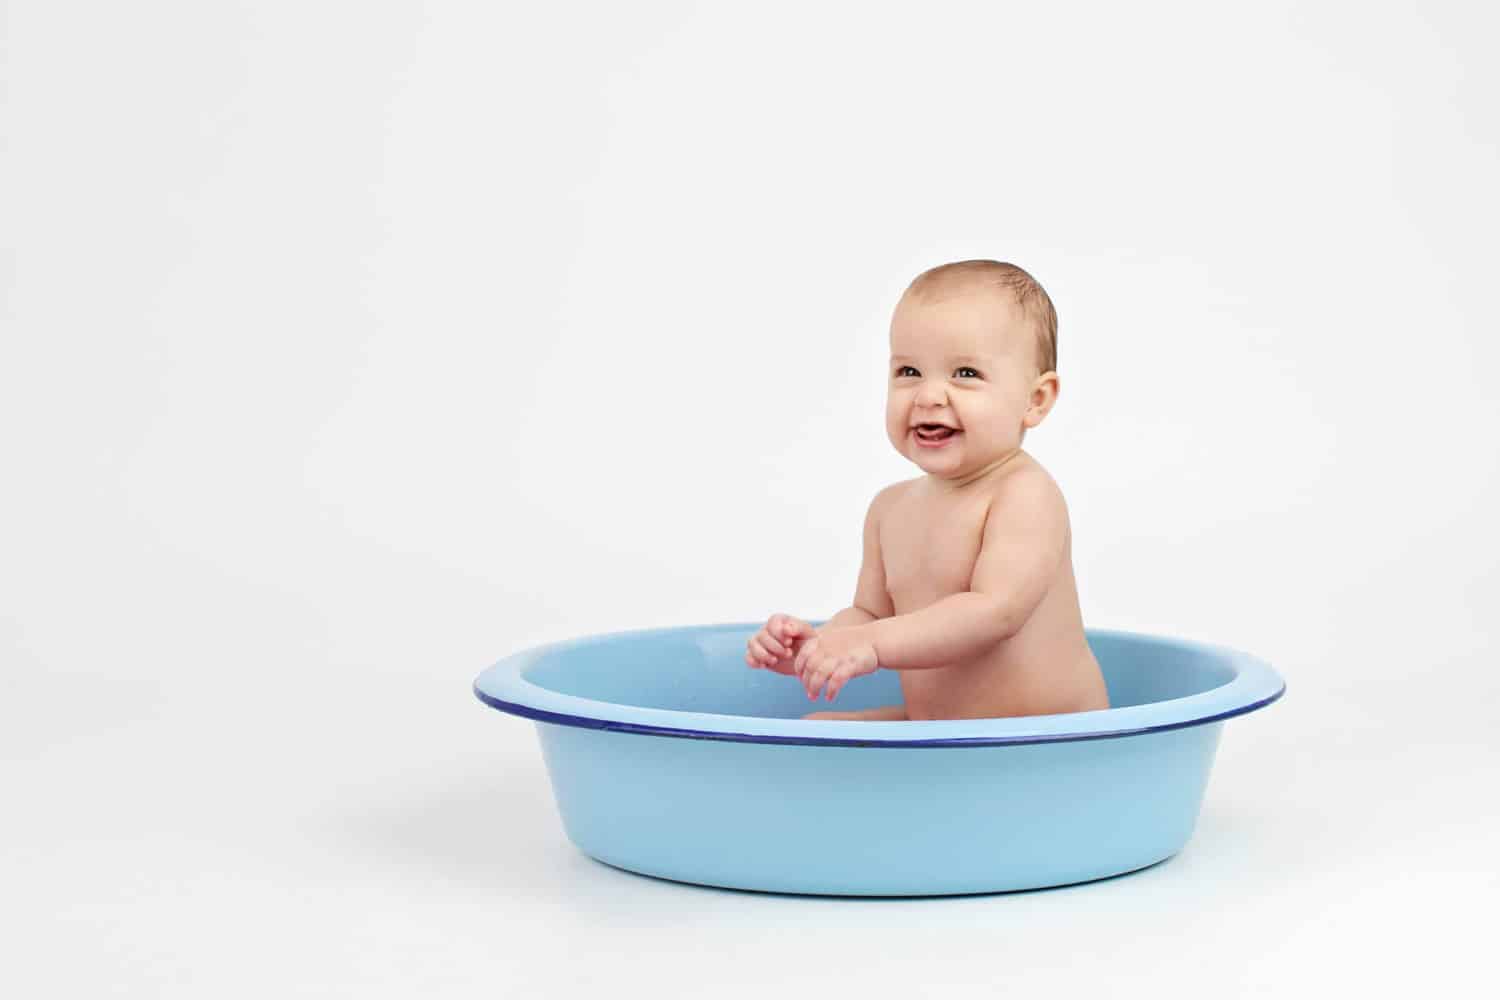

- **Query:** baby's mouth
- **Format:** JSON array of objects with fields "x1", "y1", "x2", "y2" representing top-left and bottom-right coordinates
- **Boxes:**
[{"x1": 914, "y1": 424, "x2": 960, "y2": 443}]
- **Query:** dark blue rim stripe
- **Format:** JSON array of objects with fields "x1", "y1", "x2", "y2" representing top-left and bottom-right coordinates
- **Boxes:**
[{"x1": 472, "y1": 683, "x2": 1285, "y2": 748}]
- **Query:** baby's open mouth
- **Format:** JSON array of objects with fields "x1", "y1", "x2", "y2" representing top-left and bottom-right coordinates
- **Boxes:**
[{"x1": 914, "y1": 424, "x2": 959, "y2": 442}]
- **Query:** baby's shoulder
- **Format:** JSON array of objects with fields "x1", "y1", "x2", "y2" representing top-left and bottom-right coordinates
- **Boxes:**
[
  {"x1": 872, "y1": 476, "x2": 922, "y2": 511},
  {"x1": 986, "y1": 455, "x2": 1068, "y2": 519}
]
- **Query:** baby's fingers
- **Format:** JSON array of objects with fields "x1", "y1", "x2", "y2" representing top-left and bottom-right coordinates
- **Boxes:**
[
  {"x1": 824, "y1": 667, "x2": 850, "y2": 702},
  {"x1": 770, "y1": 615, "x2": 804, "y2": 648},
  {"x1": 804, "y1": 660, "x2": 831, "y2": 700},
  {"x1": 811, "y1": 672, "x2": 836, "y2": 701},
  {"x1": 745, "y1": 635, "x2": 779, "y2": 668},
  {"x1": 779, "y1": 617, "x2": 813, "y2": 643},
  {"x1": 793, "y1": 639, "x2": 816, "y2": 678}
]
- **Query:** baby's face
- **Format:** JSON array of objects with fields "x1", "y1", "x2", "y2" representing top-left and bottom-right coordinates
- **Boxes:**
[{"x1": 884, "y1": 288, "x2": 1052, "y2": 479}]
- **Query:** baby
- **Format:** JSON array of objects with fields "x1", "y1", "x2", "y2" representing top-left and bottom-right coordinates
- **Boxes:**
[{"x1": 747, "y1": 259, "x2": 1110, "y2": 721}]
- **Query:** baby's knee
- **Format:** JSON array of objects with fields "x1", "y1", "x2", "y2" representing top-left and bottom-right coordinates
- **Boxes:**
[{"x1": 802, "y1": 705, "x2": 906, "y2": 721}]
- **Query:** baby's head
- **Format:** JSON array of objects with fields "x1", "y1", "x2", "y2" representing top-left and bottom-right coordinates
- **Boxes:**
[{"x1": 885, "y1": 260, "x2": 1061, "y2": 480}]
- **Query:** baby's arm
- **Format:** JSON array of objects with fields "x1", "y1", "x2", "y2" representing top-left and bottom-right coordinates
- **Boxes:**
[
  {"x1": 866, "y1": 470, "x2": 1066, "y2": 670},
  {"x1": 817, "y1": 606, "x2": 877, "y2": 633},
  {"x1": 801, "y1": 487, "x2": 903, "y2": 719},
  {"x1": 818, "y1": 485, "x2": 898, "y2": 636}
]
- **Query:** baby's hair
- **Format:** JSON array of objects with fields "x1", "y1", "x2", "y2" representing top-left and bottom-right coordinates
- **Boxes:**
[{"x1": 903, "y1": 259, "x2": 1059, "y2": 375}]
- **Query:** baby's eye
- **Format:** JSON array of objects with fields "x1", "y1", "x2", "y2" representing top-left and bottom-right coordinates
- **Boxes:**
[
  {"x1": 955, "y1": 366, "x2": 981, "y2": 378},
  {"x1": 895, "y1": 366, "x2": 919, "y2": 377}
]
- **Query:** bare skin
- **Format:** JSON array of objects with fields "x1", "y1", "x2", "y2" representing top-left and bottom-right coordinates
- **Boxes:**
[
  {"x1": 866, "y1": 462, "x2": 1106, "y2": 720},
  {"x1": 747, "y1": 277, "x2": 1110, "y2": 721}
]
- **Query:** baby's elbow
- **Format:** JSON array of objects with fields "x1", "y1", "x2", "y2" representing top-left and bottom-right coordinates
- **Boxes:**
[
  {"x1": 993, "y1": 611, "x2": 1025, "y2": 643},
  {"x1": 981, "y1": 593, "x2": 1030, "y2": 642}
]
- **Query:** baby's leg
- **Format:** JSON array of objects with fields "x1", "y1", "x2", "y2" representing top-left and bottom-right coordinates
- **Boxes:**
[{"x1": 802, "y1": 704, "x2": 908, "y2": 721}]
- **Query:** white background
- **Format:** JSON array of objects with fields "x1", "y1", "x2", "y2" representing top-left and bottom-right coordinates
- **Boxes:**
[{"x1": 4, "y1": 1, "x2": 1497, "y2": 996}]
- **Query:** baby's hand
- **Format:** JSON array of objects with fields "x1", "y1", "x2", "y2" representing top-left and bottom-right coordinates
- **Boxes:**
[
  {"x1": 746, "y1": 613, "x2": 817, "y2": 675},
  {"x1": 793, "y1": 627, "x2": 880, "y2": 703}
]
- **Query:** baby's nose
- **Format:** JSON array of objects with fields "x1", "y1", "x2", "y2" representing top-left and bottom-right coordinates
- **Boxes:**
[{"x1": 914, "y1": 382, "x2": 948, "y2": 405}]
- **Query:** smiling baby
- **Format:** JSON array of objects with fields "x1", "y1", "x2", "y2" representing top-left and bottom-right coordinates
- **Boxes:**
[{"x1": 747, "y1": 259, "x2": 1110, "y2": 721}]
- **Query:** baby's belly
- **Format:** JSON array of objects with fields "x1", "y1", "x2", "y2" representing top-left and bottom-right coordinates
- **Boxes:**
[{"x1": 898, "y1": 640, "x2": 1109, "y2": 721}]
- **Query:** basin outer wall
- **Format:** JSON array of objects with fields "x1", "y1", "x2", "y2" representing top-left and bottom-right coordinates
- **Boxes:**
[{"x1": 535, "y1": 718, "x2": 1224, "y2": 896}]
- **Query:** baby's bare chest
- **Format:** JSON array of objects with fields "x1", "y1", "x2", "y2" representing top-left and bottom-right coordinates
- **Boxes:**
[{"x1": 881, "y1": 495, "x2": 991, "y2": 612}]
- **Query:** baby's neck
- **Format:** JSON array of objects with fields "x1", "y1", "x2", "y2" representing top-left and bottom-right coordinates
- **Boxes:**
[{"x1": 927, "y1": 448, "x2": 1027, "y2": 493}]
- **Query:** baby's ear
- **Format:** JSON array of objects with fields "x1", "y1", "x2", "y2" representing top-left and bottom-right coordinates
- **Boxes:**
[{"x1": 1023, "y1": 372, "x2": 1060, "y2": 429}]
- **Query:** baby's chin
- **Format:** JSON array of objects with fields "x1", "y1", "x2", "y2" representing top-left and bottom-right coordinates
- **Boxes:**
[{"x1": 905, "y1": 434, "x2": 1020, "y2": 474}]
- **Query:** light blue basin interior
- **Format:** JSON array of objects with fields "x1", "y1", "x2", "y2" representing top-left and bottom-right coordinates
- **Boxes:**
[
  {"x1": 525, "y1": 627, "x2": 1235, "y2": 717},
  {"x1": 478, "y1": 623, "x2": 1282, "y2": 746}
]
